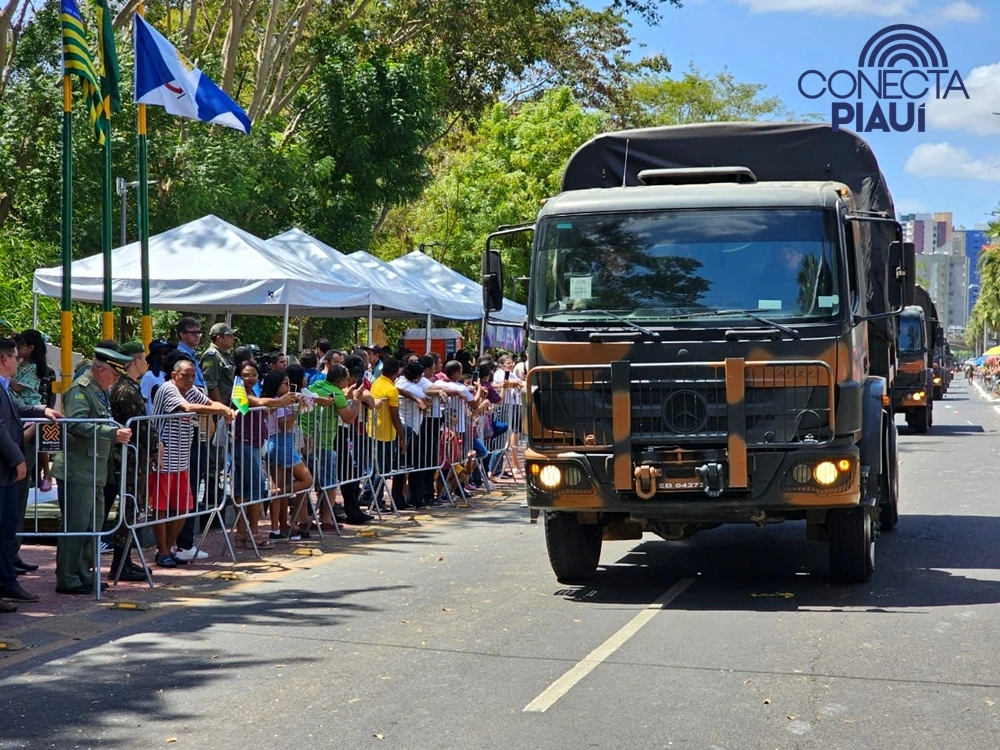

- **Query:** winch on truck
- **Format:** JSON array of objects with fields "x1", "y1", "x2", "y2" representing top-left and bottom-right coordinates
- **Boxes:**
[{"x1": 482, "y1": 122, "x2": 916, "y2": 584}]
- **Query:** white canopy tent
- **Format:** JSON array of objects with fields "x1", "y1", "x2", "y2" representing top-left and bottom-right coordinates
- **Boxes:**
[
  {"x1": 387, "y1": 249, "x2": 527, "y2": 325},
  {"x1": 351, "y1": 250, "x2": 484, "y2": 321},
  {"x1": 32, "y1": 215, "x2": 374, "y2": 353},
  {"x1": 266, "y1": 229, "x2": 437, "y2": 347}
]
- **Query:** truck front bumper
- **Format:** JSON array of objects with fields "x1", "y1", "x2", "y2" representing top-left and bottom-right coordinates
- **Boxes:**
[{"x1": 525, "y1": 440, "x2": 862, "y2": 519}]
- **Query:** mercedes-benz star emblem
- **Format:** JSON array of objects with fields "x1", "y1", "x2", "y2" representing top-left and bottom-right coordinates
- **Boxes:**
[{"x1": 663, "y1": 390, "x2": 708, "y2": 434}]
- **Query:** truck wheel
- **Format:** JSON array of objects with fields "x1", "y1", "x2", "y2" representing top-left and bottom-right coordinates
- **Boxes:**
[
  {"x1": 544, "y1": 511, "x2": 603, "y2": 584},
  {"x1": 933, "y1": 385, "x2": 943, "y2": 400},
  {"x1": 828, "y1": 506, "x2": 875, "y2": 583},
  {"x1": 879, "y1": 422, "x2": 900, "y2": 532},
  {"x1": 911, "y1": 406, "x2": 929, "y2": 434}
]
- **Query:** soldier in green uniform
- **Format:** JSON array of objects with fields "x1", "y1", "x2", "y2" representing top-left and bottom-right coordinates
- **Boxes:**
[
  {"x1": 108, "y1": 342, "x2": 157, "y2": 582},
  {"x1": 51, "y1": 348, "x2": 133, "y2": 595}
]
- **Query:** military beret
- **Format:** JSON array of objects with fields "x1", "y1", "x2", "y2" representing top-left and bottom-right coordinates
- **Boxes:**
[{"x1": 119, "y1": 341, "x2": 146, "y2": 356}]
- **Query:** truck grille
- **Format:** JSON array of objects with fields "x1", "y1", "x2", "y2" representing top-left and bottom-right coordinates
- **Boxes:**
[{"x1": 528, "y1": 361, "x2": 833, "y2": 449}]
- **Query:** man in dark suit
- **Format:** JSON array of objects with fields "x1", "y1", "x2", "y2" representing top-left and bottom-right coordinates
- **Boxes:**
[{"x1": 0, "y1": 337, "x2": 62, "y2": 610}]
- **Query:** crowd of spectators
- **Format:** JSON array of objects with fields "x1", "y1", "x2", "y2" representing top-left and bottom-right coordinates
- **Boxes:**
[{"x1": 0, "y1": 318, "x2": 527, "y2": 608}]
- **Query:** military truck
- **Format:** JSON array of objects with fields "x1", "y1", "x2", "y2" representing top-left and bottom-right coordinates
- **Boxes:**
[
  {"x1": 482, "y1": 123, "x2": 915, "y2": 584},
  {"x1": 892, "y1": 302, "x2": 934, "y2": 431},
  {"x1": 912, "y1": 285, "x2": 950, "y2": 400}
]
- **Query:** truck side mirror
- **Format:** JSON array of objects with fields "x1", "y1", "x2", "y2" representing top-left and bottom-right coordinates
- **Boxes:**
[
  {"x1": 887, "y1": 240, "x2": 916, "y2": 311},
  {"x1": 935, "y1": 326, "x2": 945, "y2": 348},
  {"x1": 482, "y1": 249, "x2": 504, "y2": 313}
]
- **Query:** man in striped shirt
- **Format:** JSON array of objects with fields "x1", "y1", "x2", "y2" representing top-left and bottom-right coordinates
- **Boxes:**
[{"x1": 150, "y1": 358, "x2": 234, "y2": 568}]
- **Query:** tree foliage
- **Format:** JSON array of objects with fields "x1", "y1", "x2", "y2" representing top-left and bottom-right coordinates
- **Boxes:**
[
  {"x1": 0, "y1": 0, "x2": 803, "y2": 353},
  {"x1": 969, "y1": 224, "x2": 1000, "y2": 347}
]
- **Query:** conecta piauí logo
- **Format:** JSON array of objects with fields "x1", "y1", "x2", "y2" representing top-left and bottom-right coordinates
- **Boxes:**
[{"x1": 798, "y1": 24, "x2": 969, "y2": 133}]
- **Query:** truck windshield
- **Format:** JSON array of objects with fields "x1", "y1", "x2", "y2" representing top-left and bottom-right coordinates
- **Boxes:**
[
  {"x1": 533, "y1": 208, "x2": 842, "y2": 324},
  {"x1": 898, "y1": 316, "x2": 925, "y2": 353}
]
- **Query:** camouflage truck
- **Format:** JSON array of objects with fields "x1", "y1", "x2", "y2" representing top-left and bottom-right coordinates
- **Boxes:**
[
  {"x1": 892, "y1": 285, "x2": 946, "y2": 430},
  {"x1": 482, "y1": 123, "x2": 915, "y2": 584},
  {"x1": 892, "y1": 304, "x2": 934, "y2": 432},
  {"x1": 915, "y1": 287, "x2": 952, "y2": 400}
]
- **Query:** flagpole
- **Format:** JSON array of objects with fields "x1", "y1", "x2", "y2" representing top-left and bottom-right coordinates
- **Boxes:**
[
  {"x1": 60, "y1": 74, "x2": 74, "y2": 392},
  {"x1": 101, "y1": 116, "x2": 114, "y2": 339},
  {"x1": 136, "y1": 3, "x2": 151, "y2": 350}
]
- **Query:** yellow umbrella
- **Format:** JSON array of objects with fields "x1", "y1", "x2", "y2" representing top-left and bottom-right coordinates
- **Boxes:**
[{"x1": 985, "y1": 345, "x2": 1000, "y2": 356}]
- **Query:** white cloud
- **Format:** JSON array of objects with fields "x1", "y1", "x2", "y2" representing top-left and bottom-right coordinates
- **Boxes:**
[
  {"x1": 905, "y1": 142, "x2": 1000, "y2": 181},
  {"x1": 924, "y1": 63, "x2": 1000, "y2": 135},
  {"x1": 896, "y1": 198, "x2": 929, "y2": 215},
  {"x1": 734, "y1": 0, "x2": 912, "y2": 15},
  {"x1": 939, "y1": 1, "x2": 983, "y2": 22}
]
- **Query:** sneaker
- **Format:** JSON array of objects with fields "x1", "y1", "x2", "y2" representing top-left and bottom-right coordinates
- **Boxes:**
[
  {"x1": 98, "y1": 541, "x2": 113, "y2": 554},
  {"x1": 155, "y1": 553, "x2": 178, "y2": 568},
  {"x1": 173, "y1": 546, "x2": 209, "y2": 562},
  {"x1": 39, "y1": 478, "x2": 53, "y2": 492}
]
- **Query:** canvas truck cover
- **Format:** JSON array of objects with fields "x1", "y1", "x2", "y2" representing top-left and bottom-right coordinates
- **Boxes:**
[
  {"x1": 560, "y1": 122, "x2": 900, "y2": 372},
  {"x1": 560, "y1": 122, "x2": 894, "y2": 212},
  {"x1": 913, "y1": 284, "x2": 940, "y2": 352}
]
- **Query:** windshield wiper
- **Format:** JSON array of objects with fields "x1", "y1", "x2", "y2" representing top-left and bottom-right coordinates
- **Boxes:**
[
  {"x1": 671, "y1": 308, "x2": 801, "y2": 340},
  {"x1": 569, "y1": 309, "x2": 661, "y2": 340}
]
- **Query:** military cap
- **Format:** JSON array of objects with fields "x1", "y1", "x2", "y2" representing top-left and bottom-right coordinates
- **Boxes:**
[
  {"x1": 210, "y1": 322, "x2": 238, "y2": 338},
  {"x1": 93, "y1": 347, "x2": 134, "y2": 375},
  {"x1": 119, "y1": 341, "x2": 146, "y2": 356}
]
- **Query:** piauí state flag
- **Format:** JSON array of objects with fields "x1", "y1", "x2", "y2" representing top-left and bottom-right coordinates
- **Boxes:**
[
  {"x1": 133, "y1": 15, "x2": 250, "y2": 134},
  {"x1": 231, "y1": 376, "x2": 250, "y2": 415}
]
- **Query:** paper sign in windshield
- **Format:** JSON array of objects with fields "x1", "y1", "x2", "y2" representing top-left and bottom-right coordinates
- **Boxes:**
[
  {"x1": 757, "y1": 299, "x2": 782, "y2": 310},
  {"x1": 819, "y1": 295, "x2": 839, "y2": 308},
  {"x1": 569, "y1": 276, "x2": 593, "y2": 301}
]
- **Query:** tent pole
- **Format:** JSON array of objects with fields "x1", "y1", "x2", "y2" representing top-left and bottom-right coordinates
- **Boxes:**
[
  {"x1": 297, "y1": 317, "x2": 304, "y2": 351},
  {"x1": 368, "y1": 305, "x2": 373, "y2": 346},
  {"x1": 479, "y1": 314, "x2": 486, "y2": 357},
  {"x1": 224, "y1": 310, "x2": 232, "y2": 327},
  {"x1": 281, "y1": 305, "x2": 289, "y2": 355},
  {"x1": 32, "y1": 294, "x2": 38, "y2": 328},
  {"x1": 425, "y1": 313, "x2": 432, "y2": 355}
]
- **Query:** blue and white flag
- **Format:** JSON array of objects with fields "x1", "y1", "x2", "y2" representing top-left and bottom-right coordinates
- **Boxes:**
[{"x1": 134, "y1": 15, "x2": 250, "y2": 134}]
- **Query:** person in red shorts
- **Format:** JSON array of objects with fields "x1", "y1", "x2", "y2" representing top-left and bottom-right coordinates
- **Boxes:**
[{"x1": 150, "y1": 357, "x2": 234, "y2": 567}]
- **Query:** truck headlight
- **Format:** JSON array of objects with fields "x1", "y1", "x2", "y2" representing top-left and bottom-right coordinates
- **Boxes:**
[
  {"x1": 538, "y1": 465, "x2": 562, "y2": 489},
  {"x1": 813, "y1": 461, "x2": 839, "y2": 486}
]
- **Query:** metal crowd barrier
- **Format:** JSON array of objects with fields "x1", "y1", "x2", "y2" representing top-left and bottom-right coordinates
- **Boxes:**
[
  {"x1": 15, "y1": 376, "x2": 529, "y2": 598},
  {"x1": 18, "y1": 417, "x2": 124, "y2": 601}
]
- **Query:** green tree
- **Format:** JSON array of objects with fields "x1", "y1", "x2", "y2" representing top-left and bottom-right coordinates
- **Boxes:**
[
  {"x1": 377, "y1": 86, "x2": 606, "y2": 284},
  {"x1": 293, "y1": 36, "x2": 447, "y2": 251},
  {"x1": 623, "y1": 64, "x2": 790, "y2": 127}
]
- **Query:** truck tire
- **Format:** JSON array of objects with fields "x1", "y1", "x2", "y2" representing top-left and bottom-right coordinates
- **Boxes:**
[
  {"x1": 828, "y1": 506, "x2": 875, "y2": 583},
  {"x1": 933, "y1": 385, "x2": 942, "y2": 401},
  {"x1": 879, "y1": 422, "x2": 900, "y2": 532},
  {"x1": 544, "y1": 511, "x2": 602, "y2": 584},
  {"x1": 911, "y1": 405, "x2": 930, "y2": 434}
]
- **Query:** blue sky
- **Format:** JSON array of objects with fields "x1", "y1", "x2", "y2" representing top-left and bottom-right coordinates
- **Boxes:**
[{"x1": 622, "y1": 0, "x2": 1000, "y2": 229}]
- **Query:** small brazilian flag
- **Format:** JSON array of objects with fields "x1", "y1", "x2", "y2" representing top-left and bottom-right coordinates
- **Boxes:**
[
  {"x1": 61, "y1": 0, "x2": 105, "y2": 143},
  {"x1": 231, "y1": 376, "x2": 250, "y2": 415},
  {"x1": 95, "y1": 0, "x2": 121, "y2": 143}
]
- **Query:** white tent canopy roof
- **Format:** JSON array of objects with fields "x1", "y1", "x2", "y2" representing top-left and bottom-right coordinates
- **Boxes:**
[
  {"x1": 265, "y1": 229, "x2": 432, "y2": 317},
  {"x1": 348, "y1": 250, "x2": 482, "y2": 320},
  {"x1": 388, "y1": 250, "x2": 527, "y2": 324},
  {"x1": 32, "y1": 215, "x2": 371, "y2": 315}
]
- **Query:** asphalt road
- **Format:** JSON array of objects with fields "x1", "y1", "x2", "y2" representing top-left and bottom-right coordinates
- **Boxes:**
[{"x1": 3, "y1": 378, "x2": 1000, "y2": 750}]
